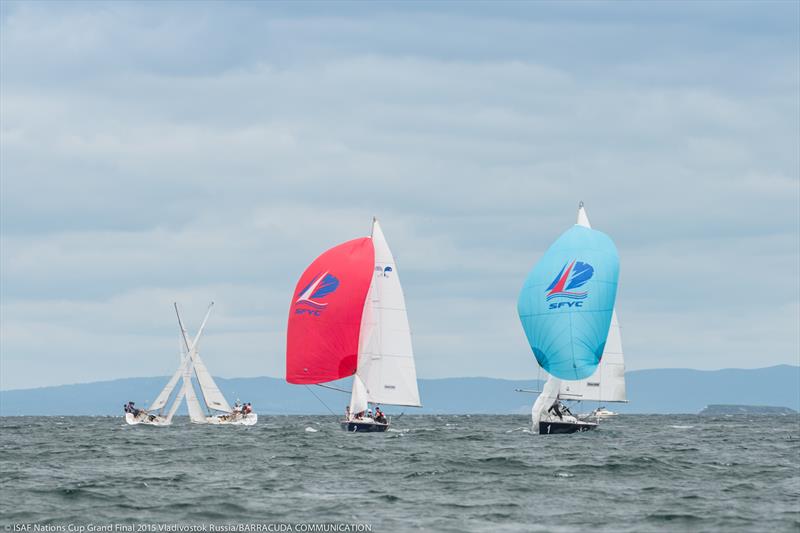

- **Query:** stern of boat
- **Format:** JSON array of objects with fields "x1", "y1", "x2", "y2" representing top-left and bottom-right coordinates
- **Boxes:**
[{"x1": 340, "y1": 419, "x2": 390, "y2": 432}]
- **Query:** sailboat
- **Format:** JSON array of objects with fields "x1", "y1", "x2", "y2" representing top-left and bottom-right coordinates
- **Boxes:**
[
  {"x1": 175, "y1": 303, "x2": 257, "y2": 426},
  {"x1": 124, "y1": 303, "x2": 257, "y2": 426},
  {"x1": 286, "y1": 217, "x2": 421, "y2": 432},
  {"x1": 517, "y1": 202, "x2": 620, "y2": 434},
  {"x1": 123, "y1": 305, "x2": 212, "y2": 426}
]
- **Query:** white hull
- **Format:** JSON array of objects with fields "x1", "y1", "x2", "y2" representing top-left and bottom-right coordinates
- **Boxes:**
[
  {"x1": 206, "y1": 413, "x2": 258, "y2": 426},
  {"x1": 125, "y1": 412, "x2": 171, "y2": 426},
  {"x1": 590, "y1": 408, "x2": 617, "y2": 419}
]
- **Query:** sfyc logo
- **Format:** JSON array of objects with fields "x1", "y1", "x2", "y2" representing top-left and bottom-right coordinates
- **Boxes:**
[
  {"x1": 295, "y1": 271, "x2": 339, "y2": 316},
  {"x1": 545, "y1": 260, "x2": 594, "y2": 309},
  {"x1": 375, "y1": 265, "x2": 393, "y2": 277}
]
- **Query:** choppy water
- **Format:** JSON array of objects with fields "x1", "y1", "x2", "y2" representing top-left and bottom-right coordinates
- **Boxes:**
[{"x1": 1, "y1": 415, "x2": 798, "y2": 532}]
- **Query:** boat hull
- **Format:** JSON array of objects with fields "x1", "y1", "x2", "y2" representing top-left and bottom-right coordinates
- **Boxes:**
[
  {"x1": 340, "y1": 420, "x2": 389, "y2": 432},
  {"x1": 207, "y1": 413, "x2": 258, "y2": 426},
  {"x1": 539, "y1": 420, "x2": 597, "y2": 434},
  {"x1": 125, "y1": 413, "x2": 170, "y2": 426}
]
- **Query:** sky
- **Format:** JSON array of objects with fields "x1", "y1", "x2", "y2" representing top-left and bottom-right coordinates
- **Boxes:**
[{"x1": 1, "y1": 1, "x2": 798, "y2": 390}]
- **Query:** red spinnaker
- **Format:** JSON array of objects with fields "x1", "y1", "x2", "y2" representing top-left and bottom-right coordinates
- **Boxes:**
[{"x1": 286, "y1": 237, "x2": 374, "y2": 384}]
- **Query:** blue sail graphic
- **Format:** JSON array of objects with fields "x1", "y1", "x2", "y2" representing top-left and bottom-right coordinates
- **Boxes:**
[{"x1": 517, "y1": 225, "x2": 619, "y2": 380}]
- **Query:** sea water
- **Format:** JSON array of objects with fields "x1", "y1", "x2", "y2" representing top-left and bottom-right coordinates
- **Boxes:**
[{"x1": 1, "y1": 415, "x2": 798, "y2": 532}]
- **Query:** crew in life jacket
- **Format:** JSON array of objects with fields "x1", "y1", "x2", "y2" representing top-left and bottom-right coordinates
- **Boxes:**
[
  {"x1": 374, "y1": 406, "x2": 387, "y2": 424},
  {"x1": 548, "y1": 401, "x2": 563, "y2": 420},
  {"x1": 124, "y1": 401, "x2": 140, "y2": 417}
]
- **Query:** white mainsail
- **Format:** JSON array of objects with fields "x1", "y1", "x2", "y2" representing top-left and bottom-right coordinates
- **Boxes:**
[
  {"x1": 192, "y1": 352, "x2": 233, "y2": 413},
  {"x1": 149, "y1": 366, "x2": 183, "y2": 413},
  {"x1": 166, "y1": 386, "x2": 185, "y2": 423},
  {"x1": 183, "y1": 368, "x2": 206, "y2": 423},
  {"x1": 166, "y1": 353, "x2": 194, "y2": 423},
  {"x1": 174, "y1": 301, "x2": 234, "y2": 415},
  {"x1": 354, "y1": 219, "x2": 421, "y2": 408},
  {"x1": 559, "y1": 310, "x2": 626, "y2": 402},
  {"x1": 557, "y1": 203, "x2": 627, "y2": 403},
  {"x1": 150, "y1": 330, "x2": 195, "y2": 413}
]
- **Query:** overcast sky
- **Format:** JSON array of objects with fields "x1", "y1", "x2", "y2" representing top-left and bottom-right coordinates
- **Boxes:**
[{"x1": 1, "y1": 1, "x2": 798, "y2": 390}]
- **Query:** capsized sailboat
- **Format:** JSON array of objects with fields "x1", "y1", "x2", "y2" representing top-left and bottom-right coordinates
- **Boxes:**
[
  {"x1": 286, "y1": 218, "x2": 421, "y2": 432},
  {"x1": 517, "y1": 202, "x2": 620, "y2": 434}
]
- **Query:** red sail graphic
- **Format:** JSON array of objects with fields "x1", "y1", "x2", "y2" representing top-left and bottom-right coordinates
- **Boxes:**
[{"x1": 286, "y1": 237, "x2": 374, "y2": 384}]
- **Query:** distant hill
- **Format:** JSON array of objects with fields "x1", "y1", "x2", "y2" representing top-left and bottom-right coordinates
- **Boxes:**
[
  {"x1": 698, "y1": 404, "x2": 797, "y2": 416},
  {"x1": 1, "y1": 365, "x2": 798, "y2": 416}
]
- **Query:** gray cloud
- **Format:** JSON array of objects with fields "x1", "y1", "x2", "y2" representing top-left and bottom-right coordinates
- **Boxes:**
[{"x1": 1, "y1": 1, "x2": 798, "y2": 389}]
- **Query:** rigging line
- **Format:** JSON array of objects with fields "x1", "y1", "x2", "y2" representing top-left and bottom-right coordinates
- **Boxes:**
[
  {"x1": 314, "y1": 383, "x2": 350, "y2": 394},
  {"x1": 304, "y1": 385, "x2": 338, "y2": 417}
]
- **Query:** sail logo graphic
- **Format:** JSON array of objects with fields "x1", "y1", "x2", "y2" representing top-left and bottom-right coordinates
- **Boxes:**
[
  {"x1": 295, "y1": 271, "x2": 339, "y2": 316},
  {"x1": 375, "y1": 265, "x2": 393, "y2": 277},
  {"x1": 545, "y1": 260, "x2": 594, "y2": 309}
]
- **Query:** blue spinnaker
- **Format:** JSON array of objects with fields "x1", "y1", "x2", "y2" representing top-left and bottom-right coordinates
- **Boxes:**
[{"x1": 517, "y1": 225, "x2": 619, "y2": 381}]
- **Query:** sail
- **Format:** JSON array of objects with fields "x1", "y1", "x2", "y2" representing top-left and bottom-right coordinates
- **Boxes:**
[
  {"x1": 184, "y1": 379, "x2": 206, "y2": 423},
  {"x1": 192, "y1": 352, "x2": 233, "y2": 413},
  {"x1": 559, "y1": 310, "x2": 626, "y2": 402},
  {"x1": 355, "y1": 220, "x2": 421, "y2": 407},
  {"x1": 517, "y1": 211, "x2": 620, "y2": 380},
  {"x1": 557, "y1": 204, "x2": 627, "y2": 401},
  {"x1": 150, "y1": 331, "x2": 190, "y2": 412},
  {"x1": 149, "y1": 366, "x2": 183, "y2": 413},
  {"x1": 349, "y1": 374, "x2": 369, "y2": 416},
  {"x1": 286, "y1": 238, "x2": 375, "y2": 384},
  {"x1": 531, "y1": 375, "x2": 561, "y2": 434},
  {"x1": 166, "y1": 386, "x2": 185, "y2": 423}
]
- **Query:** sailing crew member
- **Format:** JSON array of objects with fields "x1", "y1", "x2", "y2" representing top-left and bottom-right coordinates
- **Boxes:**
[
  {"x1": 374, "y1": 407, "x2": 386, "y2": 424},
  {"x1": 367, "y1": 408, "x2": 373, "y2": 420},
  {"x1": 345, "y1": 406, "x2": 351, "y2": 420},
  {"x1": 124, "y1": 401, "x2": 140, "y2": 417},
  {"x1": 548, "y1": 402, "x2": 563, "y2": 420}
]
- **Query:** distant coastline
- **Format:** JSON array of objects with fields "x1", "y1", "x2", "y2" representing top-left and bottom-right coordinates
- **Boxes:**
[
  {"x1": 699, "y1": 404, "x2": 797, "y2": 416},
  {"x1": 1, "y1": 365, "x2": 798, "y2": 416}
]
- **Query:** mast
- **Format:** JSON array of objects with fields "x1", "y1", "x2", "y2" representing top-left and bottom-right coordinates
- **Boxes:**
[{"x1": 174, "y1": 302, "x2": 233, "y2": 414}]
